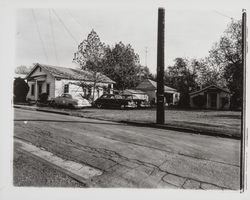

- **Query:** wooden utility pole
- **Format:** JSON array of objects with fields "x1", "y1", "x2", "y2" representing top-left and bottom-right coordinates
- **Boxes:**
[
  {"x1": 240, "y1": 9, "x2": 247, "y2": 192},
  {"x1": 156, "y1": 8, "x2": 165, "y2": 124}
]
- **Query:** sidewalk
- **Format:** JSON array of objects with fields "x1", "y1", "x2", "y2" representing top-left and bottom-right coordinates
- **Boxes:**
[{"x1": 13, "y1": 104, "x2": 240, "y2": 139}]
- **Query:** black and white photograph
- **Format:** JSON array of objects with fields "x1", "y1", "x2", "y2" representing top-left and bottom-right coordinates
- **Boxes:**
[{"x1": 0, "y1": 0, "x2": 249, "y2": 199}]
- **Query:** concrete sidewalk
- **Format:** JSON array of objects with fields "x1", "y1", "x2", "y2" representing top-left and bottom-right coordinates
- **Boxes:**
[
  {"x1": 13, "y1": 104, "x2": 240, "y2": 139},
  {"x1": 15, "y1": 138, "x2": 102, "y2": 185}
]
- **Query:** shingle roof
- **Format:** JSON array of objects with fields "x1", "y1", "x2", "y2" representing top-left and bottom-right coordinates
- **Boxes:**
[
  {"x1": 123, "y1": 89, "x2": 146, "y2": 94},
  {"x1": 189, "y1": 85, "x2": 231, "y2": 95},
  {"x1": 136, "y1": 79, "x2": 177, "y2": 92},
  {"x1": 26, "y1": 63, "x2": 115, "y2": 83}
]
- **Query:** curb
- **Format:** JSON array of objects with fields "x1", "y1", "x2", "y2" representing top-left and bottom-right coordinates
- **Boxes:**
[
  {"x1": 120, "y1": 121, "x2": 239, "y2": 140},
  {"x1": 14, "y1": 105, "x2": 70, "y2": 115},
  {"x1": 14, "y1": 105, "x2": 240, "y2": 140},
  {"x1": 15, "y1": 138, "x2": 102, "y2": 186}
]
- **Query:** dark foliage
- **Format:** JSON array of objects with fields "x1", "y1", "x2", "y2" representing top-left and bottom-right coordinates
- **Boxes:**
[
  {"x1": 38, "y1": 93, "x2": 49, "y2": 103},
  {"x1": 13, "y1": 78, "x2": 29, "y2": 103}
]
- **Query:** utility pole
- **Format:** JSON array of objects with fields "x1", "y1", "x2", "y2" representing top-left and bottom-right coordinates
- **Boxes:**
[
  {"x1": 145, "y1": 47, "x2": 148, "y2": 67},
  {"x1": 240, "y1": 9, "x2": 247, "y2": 192},
  {"x1": 156, "y1": 8, "x2": 165, "y2": 124}
]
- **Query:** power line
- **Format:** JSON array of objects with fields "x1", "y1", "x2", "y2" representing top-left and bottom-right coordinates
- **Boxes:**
[
  {"x1": 51, "y1": 9, "x2": 78, "y2": 45},
  {"x1": 49, "y1": 9, "x2": 59, "y2": 65},
  {"x1": 31, "y1": 9, "x2": 49, "y2": 63},
  {"x1": 212, "y1": 10, "x2": 236, "y2": 20},
  {"x1": 66, "y1": 9, "x2": 85, "y2": 32}
]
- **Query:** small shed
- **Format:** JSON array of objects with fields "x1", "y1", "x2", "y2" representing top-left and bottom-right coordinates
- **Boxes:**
[{"x1": 189, "y1": 85, "x2": 231, "y2": 110}]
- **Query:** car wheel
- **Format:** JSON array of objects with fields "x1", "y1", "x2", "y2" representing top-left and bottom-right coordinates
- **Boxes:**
[
  {"x1": 120, "y1": 104, "x2": 125, "y2": 109},
  {"x1": 96, "y1": 103, "x2": 102, "y2": 109}
]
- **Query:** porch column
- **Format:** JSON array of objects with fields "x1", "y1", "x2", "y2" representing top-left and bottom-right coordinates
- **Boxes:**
[
  {"x1": 35, "y1": 80, "x2": 38, "y2": 101},
  {"x1": 206, "y1": 93, "x2": 209, "y2": 109},
  {"x1": 216, "y1": 93, "x2": 220, "y2": 109}
]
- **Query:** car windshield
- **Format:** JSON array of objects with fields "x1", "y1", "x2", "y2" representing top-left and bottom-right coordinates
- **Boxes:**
[
  {"x1": 62, "y1": 94, "x2": 72, "y2": 98},
  {"x1": 115, "y1": 95, "x2": 123, "y2": 99},
  {"x1": 123, "y1": 95, "x2": 132, "y2": 100}
]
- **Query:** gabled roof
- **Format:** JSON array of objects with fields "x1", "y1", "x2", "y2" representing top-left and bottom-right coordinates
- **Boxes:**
[
  {"x1": 136, "y1": 79, "x2": 177, "y2": 92},
  {"x1": 189, "y1": 85, "x2": 231, "y2": 96},
  {"x1": 26, "y1": 63, "x2": 115, "y2": 84},
  {"x1": 122, "y1": 89, "x2": 146, "y2": 95}
]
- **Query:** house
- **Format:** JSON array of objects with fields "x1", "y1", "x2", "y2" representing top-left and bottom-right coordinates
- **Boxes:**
[
  {"x1": 136, "y1": 79, "x2": 180, "y2": 105},
  {"x1": 121, "y1": 89, "x2": 149, "y2": 101},
  {"x1": 25, "y1": 63, "x2": 115, "y2": 101},
  {"x1": 189, "y1": 85, "x2": 231, "y2": 110}
]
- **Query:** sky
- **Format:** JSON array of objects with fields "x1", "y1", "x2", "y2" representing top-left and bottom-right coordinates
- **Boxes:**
[{"x1": 15, "y1": 0, "x2": 248, "y2": 74}]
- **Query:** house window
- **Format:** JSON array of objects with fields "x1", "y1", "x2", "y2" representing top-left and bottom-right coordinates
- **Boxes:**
[
  {"x1": 39, "y1": 67, "x2": 42, "y2": 72},
  {"x1": 46, "y1": 83, "x2": 50, "y2": 95},
  {"x1": 64, "y1": 84, "x2": 69, "y2": 93},
  {"x1": 31, "y1": 84, "x2": 35, "y2": 96},
  {"x1": 88, "y1": 88, "x2": 92, "y2": 95},
  {"x1": 108, "y1": 84, "x2": 112, "y2": 93}
]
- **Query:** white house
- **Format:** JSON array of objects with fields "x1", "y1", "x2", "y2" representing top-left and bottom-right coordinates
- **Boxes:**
[
  {"x1": 25, "y1": 63, "x2": 115, "y2": 101},
  {"x1": 136, "y1": 79, "x2": 180, "y2": 105}
]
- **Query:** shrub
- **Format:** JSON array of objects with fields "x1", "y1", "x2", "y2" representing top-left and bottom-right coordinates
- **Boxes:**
[
  {"x1": 13, "y1": 78, "x2": 29, "y2": 103},
  {"x1": 38, "y1": 93, "x2": 48, "y2": 103}
]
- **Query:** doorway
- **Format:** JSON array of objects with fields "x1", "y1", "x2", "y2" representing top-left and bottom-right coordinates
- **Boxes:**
[{"x1": 210, "y1": 93, "x2": 217, "y2": 108}]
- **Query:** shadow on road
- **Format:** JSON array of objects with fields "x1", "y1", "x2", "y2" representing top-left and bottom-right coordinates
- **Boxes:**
[{"x1": 14, "y1": 119, "x2": 125, "y2": 126}]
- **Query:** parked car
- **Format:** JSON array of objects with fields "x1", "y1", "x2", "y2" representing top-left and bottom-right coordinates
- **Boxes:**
[
  {"x1": 51, "y1": 93, "x2": 91, "y2": 108},
  {"x1": 121, "y1": 94, "x2": 148, "y2": 108},
  {"x1": 94, "y1": 94, "x2": 136, "y2": 109}
]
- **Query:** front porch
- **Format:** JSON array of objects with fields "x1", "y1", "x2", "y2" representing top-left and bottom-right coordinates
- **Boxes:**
[{"x1": 27, "y1": 75, "x2": 51, "y2": 101}]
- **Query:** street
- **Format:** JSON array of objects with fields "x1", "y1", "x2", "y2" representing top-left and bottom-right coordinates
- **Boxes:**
[{"x1": 13, "y1": 108, "x2": 240, "y2": 189}]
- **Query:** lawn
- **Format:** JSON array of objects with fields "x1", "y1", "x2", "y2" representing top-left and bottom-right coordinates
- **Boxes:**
[{"x1": 46, "y1": 107, "x2": 241, "y2": 138}]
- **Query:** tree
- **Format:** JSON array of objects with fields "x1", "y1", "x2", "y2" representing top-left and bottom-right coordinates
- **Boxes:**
[
  {"x1": 208, "y1": 20, "x2": 242, "y2": 109},
  {"x1": 100, "y1": 42, "x2": 141, "y2": 91},
  {"x1": 137, "y1": 65, "x2": 155, "y2": 82},
  {"x1": 15, "y1": 65, "x2": 32, "y2": 74},
  {"x1": 194, "y1": 58, "x2": 226, "y2": 88},
  {"x1": 73, "y1": 29, "x2": 105, "y2": 101},
  {"x1": 13, "y1": 78, "x2": 29, "y2": 102},
  {"x1": 164, "y1": 58, "x2": 198, "y2": 108}
]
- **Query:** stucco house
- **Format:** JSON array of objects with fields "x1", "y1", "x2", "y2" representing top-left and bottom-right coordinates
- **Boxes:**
[
  {"x1": 189, "y1": 85, "x2": 231, "y2": 110},
  {"x1": 25, "y1": 63, "x2": 115, "y2": 101},
  {"x1": 136, "y1": 79, "x2": 180, "y2": 105}
]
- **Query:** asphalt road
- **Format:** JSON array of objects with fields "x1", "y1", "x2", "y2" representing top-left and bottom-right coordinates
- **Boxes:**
[{"x1": 13, "y1": 108, "x2": 240, "y2": 189}]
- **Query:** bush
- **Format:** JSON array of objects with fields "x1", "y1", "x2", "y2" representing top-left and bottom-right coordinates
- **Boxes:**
[
  {"x1": 13, "y1": 78, "x2": 29, "y2": 103},
  {"x1": 38, "y1": 93, "x2": 48, "y2": 103},
  {"x1": 192, "y1": 94, "x2": 206, "y2": 108}
]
